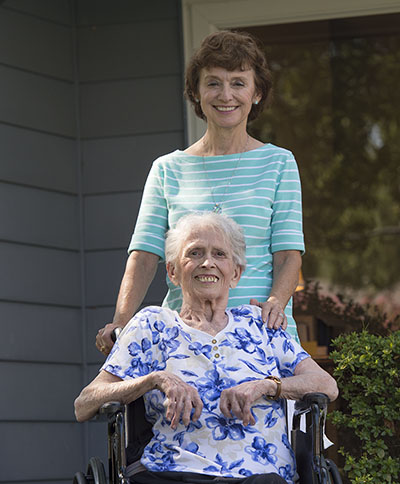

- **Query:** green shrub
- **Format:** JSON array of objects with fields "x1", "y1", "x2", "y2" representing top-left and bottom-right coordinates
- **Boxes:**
[{"x1": 330, "y1": 330, "x2": 400, "y2": 483}]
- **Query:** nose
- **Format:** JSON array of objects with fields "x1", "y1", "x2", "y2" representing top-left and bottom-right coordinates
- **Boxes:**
[
  {"x1": 201, "y1": 254, "x2": 216, "y2": 268},
  {"x1": 219, "y1": 83, "x2": 233, "y2": 102}
]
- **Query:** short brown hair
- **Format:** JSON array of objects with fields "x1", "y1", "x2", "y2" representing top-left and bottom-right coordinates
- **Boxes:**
[{"x1": 184, "y1": 30, "x2": 273, "y2": 122}]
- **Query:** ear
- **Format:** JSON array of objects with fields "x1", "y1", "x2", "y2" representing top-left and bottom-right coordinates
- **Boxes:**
[
  {"x1": 253, "y1": 88, "x2": 262, "y2": 104},
  {"x1": 229, "y1": 265, "x2": 244, "y2": 289},
  {"x1": 167, "y1": 261, "x2": 180, "y2": 287}
]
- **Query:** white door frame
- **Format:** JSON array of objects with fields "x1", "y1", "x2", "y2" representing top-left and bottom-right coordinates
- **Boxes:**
[{"x1": 181, "y1": 0, "x2": 400, "y2": 144}]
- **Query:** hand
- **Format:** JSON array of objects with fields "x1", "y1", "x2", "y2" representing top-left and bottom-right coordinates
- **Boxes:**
[
  {"x1": 220, "y1": 380, "x2": 270, "y2": 426},
  {"x1": 153, "y1": 371, "x2": 203, "y2": 429},
  {"x1": 96, "y1": 322, "x2": 122, "y2": 355},
  {"x1": 250, "y1": 296, "x2": 287, "y2": 330}
]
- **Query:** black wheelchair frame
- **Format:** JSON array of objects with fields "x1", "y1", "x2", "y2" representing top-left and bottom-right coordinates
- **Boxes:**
[{"x1": 73, "y1": 392, "x2": 342, "y2": 484}]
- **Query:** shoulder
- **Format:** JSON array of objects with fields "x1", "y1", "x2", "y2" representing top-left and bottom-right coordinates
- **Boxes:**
[
  {"x1": 229, "y1": 304, "x2": 262, "y2": 320},
  {"x1": 124, "y1": 306, "x2": 176, "y2": 332},
  {"x1": 248, "y1": 144, "x2": 298, "y2": 169},
  {"x1": 262, "y1": 143, "x2": 294, "y2": 158},
  {"x1": 152, "y1": 150, "x2": 188, "y2": 168}
]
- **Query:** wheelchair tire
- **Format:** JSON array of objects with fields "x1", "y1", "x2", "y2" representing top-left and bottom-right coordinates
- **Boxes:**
[
  {"x1": 73, "y1": 471, "x2": 88, "y2": 484},
  {"x1": 326, "y1": 458, "x2": 343, "y2": 484},
  {"x1": 87, "y1": 456, "x2": 107, "y2": 484}
]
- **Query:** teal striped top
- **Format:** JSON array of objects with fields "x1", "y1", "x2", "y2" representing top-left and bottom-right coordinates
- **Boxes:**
[{"x1": 129, "y1": 143, "x2": 305, "y2": 339}]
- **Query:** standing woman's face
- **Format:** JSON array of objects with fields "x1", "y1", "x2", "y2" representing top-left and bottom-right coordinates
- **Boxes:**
[{"x1": 197, "y1": 66, "x2": 260, "y2": 130}]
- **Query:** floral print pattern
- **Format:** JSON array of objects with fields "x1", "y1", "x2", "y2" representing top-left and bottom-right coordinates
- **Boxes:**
[{"x1": 102, "y1": 305, "x2": 309, "y2": 483}]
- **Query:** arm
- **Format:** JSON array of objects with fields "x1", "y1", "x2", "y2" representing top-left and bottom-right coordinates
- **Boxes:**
[
  {"x1": 219, "y1": 357, "x2": 338, "y2": 426},
  {"x1": 250, "y1": 249, "x2": 302, "y2": 328},
  {"x1": 96, "y1": 250, "x2": 159, "y2": 354},
  {"x1": 275, "y1": 357, "x2": 338, "y2": 402},
  {"x1": 74, "y1": 369, "x2": 155, "y2": 422},
  {"x1": 74, "y1": 369, "x2": 203, "y2": 427}
]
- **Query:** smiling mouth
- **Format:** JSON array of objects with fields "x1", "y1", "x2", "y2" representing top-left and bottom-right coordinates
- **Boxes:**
[
  {"x1": 195, "y1": 275, "x2": 219, "y2": 283},
  {"x1": 215, "y1": 106, "x2": 237, "y2": 112}
]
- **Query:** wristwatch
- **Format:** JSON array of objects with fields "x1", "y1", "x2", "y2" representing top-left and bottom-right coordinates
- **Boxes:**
[{"x1": 265, "y1": 375, "x2": 282, "y2": 400}]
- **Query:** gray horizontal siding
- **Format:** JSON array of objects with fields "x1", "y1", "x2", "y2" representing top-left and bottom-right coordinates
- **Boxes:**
[
  {"x1": 77, "y1": 0, "x2": 179, "y2": 26},
  {"x1": 0, "y1": 124, "x2": 77, "y2": 193},
  {"x1": 0, "y1": 7, "x2": 72, "y2": 80},
  {"x1": 2, "y1": 0, "x2": 72, "y2": 24},
  {"x1": 0, "y1": 422, "x2": 84, "y2": 481},
  {"x1": 0, "y1": 1, "x2": 184, "y2": 482},
  {"x1": 84, "y1": 192, "x2": 141, "y2": 250},
  {"x1": 85, "y1": 251, "x2": 167, "y2": 307},
  {"x1": 0, "y1": 182, "x2": 79, "y2": 249},
  {"x1": 0, "y1": 302, "x2": 81, "y2": 363},
  {"x1": 1, "y1": 362, "x2": 81, "y2": 421},
  {"x1": 78, "y1": 18, "x2": 181, "y2": 82},
  {"x1": 84, "y1": 250, "x2": 128, "y2": 307},
  {"x1": 82, "y1": 132, "x2": 182, "y2": 194},
  {"x1": 0, "y1": 242, "x2": 81, "y2": 306},
  {"x1": 80, "y1": 75, "x2": 183, "y2": 139},
  {"x1": 0, "y1": 65, "x2": 75, "y2": 137}
]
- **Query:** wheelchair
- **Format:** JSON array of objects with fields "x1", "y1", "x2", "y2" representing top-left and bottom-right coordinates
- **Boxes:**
[{"x1": 73, "y1": 392, "x2": 342, "y2": 484}]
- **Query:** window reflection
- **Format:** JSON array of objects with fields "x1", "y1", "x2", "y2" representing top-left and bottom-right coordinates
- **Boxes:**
[{"x1": 246, "y1": 15, "x2": 400, "y2": 307}]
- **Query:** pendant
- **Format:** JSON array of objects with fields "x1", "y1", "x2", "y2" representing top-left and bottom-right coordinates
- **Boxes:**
[{"x1": 213, "y1": 203, "x2": 222, "y2": 213}]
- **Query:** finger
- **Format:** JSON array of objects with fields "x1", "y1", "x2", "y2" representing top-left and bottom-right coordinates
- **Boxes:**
[
  {"x1": 165, "y1": 397, "x2": 176, "y2": 424},
  {"x1": 281, "y1": 314, "x2": 288, "y2": 330},
  {"x1": 267, "y1": 308, "x2": 283, "y2": 329},
  {"x1": 229, "y1": 396, "x2": 243, "y2": 421},
  {"x1": 262, "y1": 306, "x2": 273, "y2": 326},
  {"x1": 219, "y1": 392, "x2": 233, "y2": 419},
  {"x1": 171, "y1": 398, "x2": 185, "y2": 429},
  {"x1": 273, "y1": 311, "x2": 286, "y2": 330},
  {"x1": 101, "y1": 329, "x2": 115, "y2": 346},
  {"x1": 181, "y1": 398, "x2": 194, "y2": 427},
  {"x1": 241, "y1": 404, "x2": 251, "y2": 426},
  {"x1": 191, "y1": 394, "x2": 203, "y2": 422},
  {"x1": 249, "y1": 298, "x2": 261, "y2": 307}
]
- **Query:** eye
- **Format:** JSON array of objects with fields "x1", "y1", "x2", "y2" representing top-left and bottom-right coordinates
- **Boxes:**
[
  {"x1": 215, "y1": 250, "x2": 226, "y2": 257},
  {"x1": 233, "y1": 80, "x2": 245, "y2": 87},
  {"x1": 207, "y1": 81, "x2": 219, "y2": 87},
  {"x1": 189, "y1": 249, "x2": 202, "y2": 257}
]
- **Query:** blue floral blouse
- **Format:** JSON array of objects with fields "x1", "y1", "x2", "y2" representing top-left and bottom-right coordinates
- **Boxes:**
[{"x1": 102, "y1": 305, "x2": 310, "y2": 483}]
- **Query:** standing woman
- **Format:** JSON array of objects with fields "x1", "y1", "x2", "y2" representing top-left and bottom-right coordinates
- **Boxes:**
[{"x1": 96, "y1": 30, "x2": 304, "y2": 353}]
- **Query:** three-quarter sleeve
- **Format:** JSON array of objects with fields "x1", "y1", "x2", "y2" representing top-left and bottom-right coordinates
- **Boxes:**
[
  {"x1": 128, "y1": 158, "x2": 169, "y2": 260},
  {"x1": 270, "y1": 152, "x2": 305, "y2": 254}
]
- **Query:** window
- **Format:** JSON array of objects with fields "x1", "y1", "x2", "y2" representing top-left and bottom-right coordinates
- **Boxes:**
[{"x1": 246, "y1": 14, "x2": 400, "y2": 299}]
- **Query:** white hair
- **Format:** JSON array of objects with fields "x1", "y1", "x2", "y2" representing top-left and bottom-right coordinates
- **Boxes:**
[{"x1": 165, "y1": 212, "x2": 247, "y2": 269}]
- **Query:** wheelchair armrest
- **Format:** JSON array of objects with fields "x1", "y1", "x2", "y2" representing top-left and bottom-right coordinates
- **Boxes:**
[
  {"x1": 295, "y1": 392, "x2": 330, "y2": 412},
  {"x1": 94, "y1": 401, "x2": 125, "y2": 422}
]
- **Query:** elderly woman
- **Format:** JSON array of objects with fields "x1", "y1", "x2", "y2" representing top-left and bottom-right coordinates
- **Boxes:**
[
  {"x1": 78, "y1": 213, "x2": 338, "y2": 484},
  {"x1": 97, "y1": 30, "x2": 304, "y2": 354}
]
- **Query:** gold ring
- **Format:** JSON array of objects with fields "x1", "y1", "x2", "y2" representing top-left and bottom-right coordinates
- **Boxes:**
[{"x1": 100, "y1": 346, "x2": 106, "y2": 352}]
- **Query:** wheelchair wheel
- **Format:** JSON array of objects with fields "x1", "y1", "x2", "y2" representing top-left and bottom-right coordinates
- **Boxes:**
[
  {"x1": 87, "y1": 456, "x2": 107, "y2": 484},
  {"x1": 73, "y1": 471, "x2": 88, "y2": 484},
  {"x1": 326, "y1": 458, "x2": 342, "y2": 484}
]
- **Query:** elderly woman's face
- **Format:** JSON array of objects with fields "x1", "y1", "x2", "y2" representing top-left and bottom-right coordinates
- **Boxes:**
[
  {"x1": 197, "y1": 66, "x2": 260, "y2": 129},
  {"x1": 168, "y1": 227, "x2": 242, "y2": 301}
]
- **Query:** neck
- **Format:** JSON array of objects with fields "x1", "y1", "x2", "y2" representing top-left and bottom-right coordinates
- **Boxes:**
[
  {"x1": 202, "y1": 128, "x2": 249, "y2": 156},
  {"x1": 179, "y1": 297, "x2": 229, "y2": 336}
]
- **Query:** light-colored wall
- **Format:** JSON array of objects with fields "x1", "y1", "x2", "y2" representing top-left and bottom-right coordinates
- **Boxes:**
[{"x1": 0, "y1": 0, "x2": 184, "y2": 482}]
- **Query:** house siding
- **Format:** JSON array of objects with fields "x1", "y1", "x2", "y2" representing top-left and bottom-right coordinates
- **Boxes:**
[{"x1": 0, "y1": 0, "x2": 184, "y2": 482}]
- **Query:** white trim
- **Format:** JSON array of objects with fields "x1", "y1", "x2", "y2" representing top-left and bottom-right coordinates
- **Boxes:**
[{"x1": 181, "y1": 0, "x2": 400, "y2": 144}]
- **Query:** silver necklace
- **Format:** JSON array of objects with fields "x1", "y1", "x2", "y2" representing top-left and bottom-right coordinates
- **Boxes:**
[{"x1": 202, "y1": 135, "x2": 249, "y2": 213}]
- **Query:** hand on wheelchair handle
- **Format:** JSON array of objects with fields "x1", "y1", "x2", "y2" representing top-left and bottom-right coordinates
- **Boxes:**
[{"x1": 96, "y1": 323, "x2": 123, "y2": 355}]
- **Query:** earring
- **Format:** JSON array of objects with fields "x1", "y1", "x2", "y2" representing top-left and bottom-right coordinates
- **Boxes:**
[
  {"x1": 253, "y1": 100, "x2": 259, "y2": 105},
  {"x1": 195, "y1": 98, "x2": 200, "y2": 103}
]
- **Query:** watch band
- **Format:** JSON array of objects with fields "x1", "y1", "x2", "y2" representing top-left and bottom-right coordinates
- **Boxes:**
[{"x1": 265, "y1": 375, "x2": 282, "y2": 400}]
